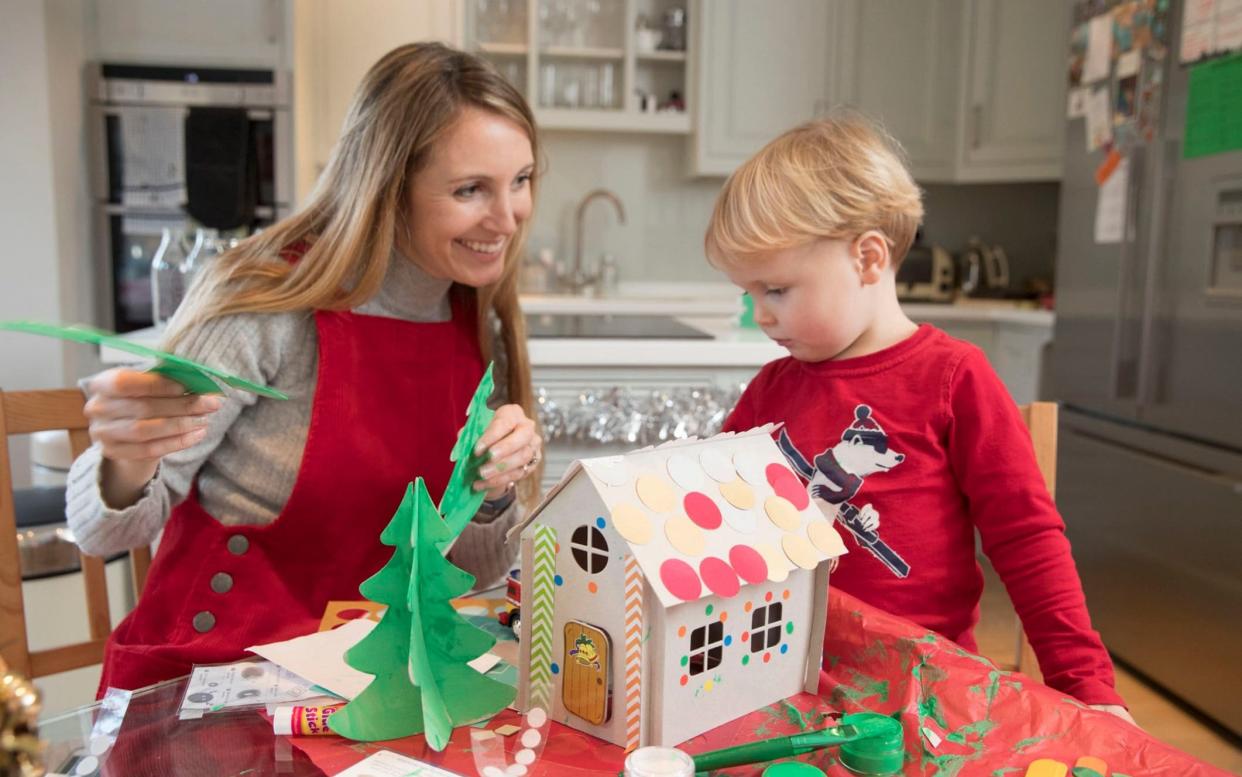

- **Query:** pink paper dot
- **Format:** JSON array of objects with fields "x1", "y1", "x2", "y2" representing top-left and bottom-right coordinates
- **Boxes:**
[
  {"x1": 684, "y1": 491, "x2": 723, "y2": 530},
  {"x1": 660, "y1": 559, "x2": 702, "y2": 601},
  {"x1": 766, "y1": 463, "x2": 809, "y2": 510},
  {"x1": 699, "y1": 557, "x2": 740, "y2": 598},
  {"x1": 728, "y1": 545, "x2": 768, "y2": 585}
]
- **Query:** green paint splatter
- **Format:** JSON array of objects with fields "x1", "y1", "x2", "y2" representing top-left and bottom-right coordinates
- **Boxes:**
[
  {"x1": 945, "y1": 718, "x2": 997, "y2": 743},
  {"x1": 780, "y1": 699, "x2": 812, "y2": 731},
  {"x1": 1013, "y1": 735, "x2": 1045, "y2": 752},
  {"x1": 1072, "y1": 768, "x2": 1105, "y2": 777},
  {"x1": 992, "y1": 769, "x2": 1022, "y2": 776}
]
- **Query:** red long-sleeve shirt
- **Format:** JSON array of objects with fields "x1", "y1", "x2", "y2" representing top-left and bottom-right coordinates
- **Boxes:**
[{"x1": 723, "y1": 324, "x2": 1123, "y2": 706}]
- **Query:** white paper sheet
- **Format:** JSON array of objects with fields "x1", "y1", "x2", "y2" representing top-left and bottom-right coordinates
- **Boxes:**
[
  {"x1": 1117, "y1": 49, "x2": 1142, "y2": 79},
  {"x1": 1067, "y1": 87, "x2": 1089, "y2": 119},
  {"x1": 1095, "y1": 157, "x2": 1130, "y2": 244},
  {"x1": 1084, "y1": 14, "x2": 1114, "y2": 83},
  {"x1": 1085, "y1": 87, "x2": 1113, "y2": 152},
  {"x1": 332, "y1": 750, "x2": 467, "y2": 776},
  {"x1": 248, "y1": 620, "x2": 501, "y2": 701}
]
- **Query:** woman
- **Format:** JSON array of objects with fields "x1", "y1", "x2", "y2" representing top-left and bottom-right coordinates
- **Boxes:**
[{"x1": 66, "y1": 43, "x2": 544, "y2": 692}]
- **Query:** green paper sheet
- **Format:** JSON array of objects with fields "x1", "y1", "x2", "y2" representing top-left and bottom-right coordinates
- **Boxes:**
[
  {"x1": 1184, "y1": 53, "x2": 1242, "y2": 159},
  {"x1": 0, "y1": 321, "x2": 288, "y2": 399},
  {"x1": 438, "y1": 363, "x2": 496, "y2": 539}
]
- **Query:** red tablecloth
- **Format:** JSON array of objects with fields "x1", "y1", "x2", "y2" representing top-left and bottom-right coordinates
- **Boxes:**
[{"x1": 291, "y1": 590, "x2": 1232, "y2": 776}]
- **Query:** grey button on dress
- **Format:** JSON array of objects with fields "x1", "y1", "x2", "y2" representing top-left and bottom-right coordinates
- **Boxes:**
[
  {"x1": 227, "y1": 535, "x2": 250, "y2": 555},
  {"x1": 192, "y1": 611, "x2": 216, "y2": 633},
  {"x1": 210, "y1": 572, "x2": 234, "y2": 594}
]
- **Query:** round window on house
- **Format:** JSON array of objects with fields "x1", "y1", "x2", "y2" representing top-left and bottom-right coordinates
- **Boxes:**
[{"x1": 570, "y1": 525, "x2": 609, "y2": 574}]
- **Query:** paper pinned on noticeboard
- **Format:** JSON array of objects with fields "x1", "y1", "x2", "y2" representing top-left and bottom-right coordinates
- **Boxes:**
[{"x1": 1095, "y1": 157, "x2": 1130, "y2": 244}]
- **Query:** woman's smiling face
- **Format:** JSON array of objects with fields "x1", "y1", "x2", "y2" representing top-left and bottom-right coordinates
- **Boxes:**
[{"x1": 400, "y1": 106, "x2": 535, "y2": 287}]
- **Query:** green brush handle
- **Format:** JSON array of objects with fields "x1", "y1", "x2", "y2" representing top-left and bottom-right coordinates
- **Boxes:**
[{"x1": 692, "y1": 736, "x2": 799, "y2": 771}]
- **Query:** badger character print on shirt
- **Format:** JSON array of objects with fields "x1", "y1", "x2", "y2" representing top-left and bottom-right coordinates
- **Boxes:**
[{"x1": 778, "y1": 405, "x2": 911, "y2": 578}]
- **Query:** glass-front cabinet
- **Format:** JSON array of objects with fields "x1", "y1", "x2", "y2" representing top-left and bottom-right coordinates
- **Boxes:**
[{"x1": 467, "y1": 0, "x2": 691, "y2": 133}]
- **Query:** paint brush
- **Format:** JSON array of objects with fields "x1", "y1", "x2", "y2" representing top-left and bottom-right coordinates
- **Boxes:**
[{"x1": 689, "y1": 712, "x2": 904, "y2": 775}]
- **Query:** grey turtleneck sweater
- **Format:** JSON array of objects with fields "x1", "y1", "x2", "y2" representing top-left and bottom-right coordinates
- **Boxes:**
[{"x1": 65, "y1": 255, "x2": 520, "y2": 588}]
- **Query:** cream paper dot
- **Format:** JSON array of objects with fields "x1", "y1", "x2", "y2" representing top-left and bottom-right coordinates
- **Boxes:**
[
  {"x1": 520, "y1": 728, "x2": 542, "y2": 748},
  {"x1": 508, "y1": 764, "x2": 530, "y2": 776},
  {"x1": 665, "y1": 514, "x2": 706, "y2": 556},
  {"x1": 733, "y1": 449, "x2": 768, "y2": 485},
  {"x1": 764, "y1": 495, "x2": 801, "y2": 530},
  {"x1": 700, "y1": 448, "x2": 736, "y2": 482},
  {"x1": 515, "y1": 749, "x2": 537, "y2": 765},
  {"x1": 808, "y1": 520, "x2": 848, "y2": 557},
  {"x1": 611, "y1": 503, "x2": 654, "y2": 545},
  {"x1": 719, "y1": 478, "x2": 756, "y2": 510},
  {"x1": 75, "y1": 757, "x2": 99, "y2": 777},
  {"x1": 589, "y1": 458, "x2": 630, "y2": 486},
  {"x1": 666, "y1": 453, "x2": 705, "y2": 491},
  {"x1": 483, "y1": 767, "x2": 505, "y2": 777},
  {"x1": 636, "y1": 474, "x2": 677, "y2": 513},
  {"x1": 526, "y1": 707, "x2": 548, "y2": 727},
  {"x1": 754, "y1": 542, "x2": 792, "y2": 582},
  {"x1": 720, "y1": 502, "x2": 758, "y2": 533},
  {"x1": 782, "y1": 533, "x2": 821, "y2": 570}
]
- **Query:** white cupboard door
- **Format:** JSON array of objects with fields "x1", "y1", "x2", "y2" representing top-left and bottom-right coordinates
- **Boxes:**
[
  {"x1": 958, "y1": 0, "x2": 1069, "y2": 181},
  {"x1": 831, "y1": 0, "x2": 962, "y2": 182},
  {"x1": 691, "y1": 0, "x2": 838, "y2": 177}
]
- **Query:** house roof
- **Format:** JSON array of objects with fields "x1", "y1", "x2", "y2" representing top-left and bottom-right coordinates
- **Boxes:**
[{"x1": 510, "y1": 426, "x2": 847, "y2": 608}]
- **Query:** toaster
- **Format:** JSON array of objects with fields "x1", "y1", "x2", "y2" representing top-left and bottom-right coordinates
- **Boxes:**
[{"x1": 896, "y1": 242, "x2": 955, "y2": 303}]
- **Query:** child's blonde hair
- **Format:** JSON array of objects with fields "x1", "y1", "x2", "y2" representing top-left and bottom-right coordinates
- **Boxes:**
[{"x1": 705, "y1": 112, "x2": 924, "y2": 268}]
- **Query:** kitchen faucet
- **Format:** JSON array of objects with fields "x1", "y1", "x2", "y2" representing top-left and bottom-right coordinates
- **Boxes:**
[{"x1": 564, "y1": 188, "x2": 626, "y2": 293}]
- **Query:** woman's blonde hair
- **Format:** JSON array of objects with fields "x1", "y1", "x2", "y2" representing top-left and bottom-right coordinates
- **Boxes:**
[
  {"x1": 167, "y1": 42, "x2": 544, "y2": 503},
  {"x1": 705, "y1": 112, "x2": 923, "y2": 268}
]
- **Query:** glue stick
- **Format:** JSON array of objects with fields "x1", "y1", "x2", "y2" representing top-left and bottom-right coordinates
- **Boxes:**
[{"x1": 272, "y1": 703, "x2": 344, "y2": 736}]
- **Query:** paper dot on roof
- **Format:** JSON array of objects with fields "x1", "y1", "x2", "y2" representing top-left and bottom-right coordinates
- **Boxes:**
[
  {"x1": 699, "y1": 556, "x2": 741, "y2": 598},
  {"x1": 660, "y1": 558, "x2": 702, "y2": 601},
  {"x1": 782, "y1": 533, "x2": 820, "y2": 570},
  {"x1": 700, "y1": 448, "x2": 736, "y2": 482},
  {"x1": 721, "y1": 502, "x2": 758, "y2": 533},
  {"x1": 665, "y1": 514, "x2": 706, "y2": 556},
  {"x1": 666, "y1": 453, "x2": 704, "y2": 491},
  {"x1": 766, "y1": 462, "x2": 809, "y2": 510},
  {"x1": 611, "y1": 503, "x2": 653, "y2": 545},
  {"x1": 728, "y1": 544, "x2": 768, "y2": 584},
  {"x1": 719, "y1": 478, "x2": 756, "y2": 510},
  {"x1": 636, "y1": 474, "x2": 677, "y2": 513},
  {"x1": 808, "y1": 520, "x2": 847, "y2": 557},
  {"x1": 764, "y1": 495, "x2": 801, "y2": 530},
  {"x1": 754, "y1": 542, "x2": 791, "y2": 582},
  {"x1": 683, "y1": 491, "x2": 722, "y2": 530},
  {"x1": 733, "y1": 449, "x2": 768, "y2": 485},
  {"x1": 590, "y1": 459, "x2": 630, "y2": 486}
]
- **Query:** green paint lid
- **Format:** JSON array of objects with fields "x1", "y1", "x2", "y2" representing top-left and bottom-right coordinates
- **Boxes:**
[
  {"x1": 838, "y1": 713, "x2": 904, "y2": 776},
  {"x1": 762, "y1": 763, "x2": 826, "y2": 777}
]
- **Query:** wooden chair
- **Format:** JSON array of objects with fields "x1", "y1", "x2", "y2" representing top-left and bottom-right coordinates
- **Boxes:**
[{"x1": 0, "y1": 388, "x2": 152, "y2": 679}]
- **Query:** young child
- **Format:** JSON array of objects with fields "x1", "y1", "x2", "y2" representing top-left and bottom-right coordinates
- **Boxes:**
[{"x1": 705, "y1": 114, "x2": 1133, "y2": 720}]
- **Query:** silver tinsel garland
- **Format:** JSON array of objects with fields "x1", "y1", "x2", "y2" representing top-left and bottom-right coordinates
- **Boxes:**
[{"x1": 535, "y1": 384, "x2": 745, "y2": 446}]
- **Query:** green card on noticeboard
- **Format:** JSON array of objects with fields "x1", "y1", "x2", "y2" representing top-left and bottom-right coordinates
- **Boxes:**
[
  {"x1": 1185, "y1": 52, "x2": 1242, "y2": 159},
  {"x1": 0, "y1": 321, "x2": 288, "y2": 399}
]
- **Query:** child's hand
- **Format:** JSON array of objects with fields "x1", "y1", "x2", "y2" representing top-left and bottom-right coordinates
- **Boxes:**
[{"x1": 1089, "y1": 704, "x2": 1138, "y2": 726}]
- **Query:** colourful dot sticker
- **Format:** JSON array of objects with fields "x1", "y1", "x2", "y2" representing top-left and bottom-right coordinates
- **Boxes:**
[
  {"x1": 729, "y1": 544, "x2": 768, "y2": 585},
  {"x1": 705, "y1": 603, "x2": 714, "y2": 615},
  {"x1": 636, "y1": 474, "x2": 677, "y2": 513},
  {"x1": 782, "y1": 589, "x2": 791, "y2": 600},
  {"x1": 808, "y1": 520, "x2": 848, "y2": 556},
  {"x1": 678, "y1": 625, "x2": 687, "y2": 638},
  {"x1": 589, "y1": 459, "x2": 630, "y2": 486},
  {"x1": 719, "y1": 611, "x2": 728, "y2": 622},
  {"x1": 660, "y1": 558, "x2": 702, "y2": 601},
  {"x1": 587, "y1": 581, "x2": 598, "y2": 594},
  {"x1": 742, "y1": 654, "x2": 750, "y2": 665},
  {"x1": 719, "y1": 478, "x2": 756, "y2": 510},
  {"x1": 550, "y1": 663, "x2": 560, "y2": 674},
  {"x1": 766, "y1": 463, "x2": 809, "y2": 510},
  {"x1": 754, "y1": 543, "x2": 792, "y2": 583},
  {"x1": 721, "y1": 502, "x2": 758, "y2": 533},
  {"x1": 704, "y1": 680, "x2": 714, "y2": 691},
  {"x1": 665, "y1": 453, "x2": 705, "y2": 491},
  {"x1": 684, "y1": 492, "x2": 722, "y2": 530},
  {"x1": 700, "y1": 448, "x2": 736, "y2": 482},
  {"x1": 595, "y1": 516, "x2": 606, "y2": 529},
  {"x1": 782, "y1": 533, "x2": 820, "y2": 570},
  {"x1": 680, "y1": 675, "x2": 688, "y2": 686},
  {"x1": 553, "y1": 575, "x2": 564, "y2": 586},
  {"x1": 741, "y1": 631, "x2": 750, "y2": 642},
  {"x1": 732, "y1": 449, "x2": 768, "y2": 486},
  {"x1": 611, "y1": 503, "x2": 653, "y2": 545},
  {"x1": 699, "y1": 556, "x2": 740, "y2": 598},
  {"x1": 765, "y1": 591, "x2": 773, "y2": 602},
  {"x1": 680, "y1": 655, "x2": 688, "y2": 666},
  {"x1": 724, "y1": 635, "x2": 733, "y2": 646},
  {"x1": 780, "y1": 644, "x2": 789, "y2": 654},
  {"x1": 764, "y1": 495, "x2": 801, "y2": 530},
  {"x1": 786, "y1": 621, "x2": 794, "y2": 634},
  {"x1": 665, "y1": 514, "x2": 706, "y2": 556},
  {"x1": 763, "y1": 653, "x2": 771, "y2": 664},
  {"x1": 744, "y1": 601, "x2": 753, "y2": 612}
]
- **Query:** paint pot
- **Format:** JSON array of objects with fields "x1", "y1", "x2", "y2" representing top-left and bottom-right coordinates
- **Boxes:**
[
  {"x1": 763, "y1": 763, "x2": 828, "y2": 776},
  {"x1": 623, "y1": 746, "x2": 695, "y2": 777}
]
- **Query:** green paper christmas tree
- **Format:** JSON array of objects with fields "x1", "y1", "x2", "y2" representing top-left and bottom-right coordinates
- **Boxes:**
[
  {"x1": 438, "y1": 363, "x2": 497, "y2": 540},
  {"x1": 331, "y1": 478, "x2": 515, "y2": 746}
]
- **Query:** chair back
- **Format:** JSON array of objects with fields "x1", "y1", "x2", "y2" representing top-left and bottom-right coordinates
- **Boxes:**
[
  {"x1": 1013, "y1": 401, "x2": 1058, "y2": 675},
  {"x1": 0, "y1": 388, "x2": 152, "y2": 678}
]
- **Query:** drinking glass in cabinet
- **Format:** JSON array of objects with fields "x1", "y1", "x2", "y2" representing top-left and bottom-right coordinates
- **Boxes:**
[
  {"x1": 539, "y1": 0, "x2": 624, "y2": 49},
  {"x1": 475, "y1": 0, "x2": 527, "y2": 45}
]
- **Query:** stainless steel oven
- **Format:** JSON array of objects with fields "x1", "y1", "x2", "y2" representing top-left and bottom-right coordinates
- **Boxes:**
[{"x1": 89, "y1": 63, "x2": 293, "y2": 331}]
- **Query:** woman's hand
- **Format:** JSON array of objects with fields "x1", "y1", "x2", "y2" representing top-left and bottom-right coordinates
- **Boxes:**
[
  {"x1": 473, "y1": 404, "x2": 542, "y2": 500},
  {"x1": 83, "y1": 368, "x2": 223, "y2": 507}
]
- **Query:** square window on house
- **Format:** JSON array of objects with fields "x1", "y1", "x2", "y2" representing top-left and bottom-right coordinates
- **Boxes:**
[
  {"x1": 688, "y1": 621, "x2": 726, "y2": 676},
  {"x1": 750, "y1": 603, "x2": 784, "y2": 653}
]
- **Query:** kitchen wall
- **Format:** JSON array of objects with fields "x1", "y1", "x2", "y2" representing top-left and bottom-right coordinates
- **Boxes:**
[{"x1": 533, "y1": 131, "x2": 1061, "y2": 289}]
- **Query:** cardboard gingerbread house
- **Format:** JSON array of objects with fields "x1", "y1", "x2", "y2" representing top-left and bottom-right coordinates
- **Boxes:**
[{"x1": 507, "y1": 426, "x2": 847, "y2": 749}]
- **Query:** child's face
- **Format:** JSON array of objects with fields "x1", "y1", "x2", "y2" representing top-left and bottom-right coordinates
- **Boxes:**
[{"x1": 723, "y1": 237, "x2": 878, "y2": 363}]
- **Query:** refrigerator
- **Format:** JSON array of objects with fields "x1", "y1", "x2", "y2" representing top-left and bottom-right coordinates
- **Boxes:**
[{"x1": 1052, "y1": 1, "x2": 1242, "y2": 737}]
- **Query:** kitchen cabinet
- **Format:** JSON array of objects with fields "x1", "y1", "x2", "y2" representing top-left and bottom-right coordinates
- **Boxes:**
[
  {"x1": 92, "y1": 0, "x2": 289, "y2": 68},
  {"x1": 689, "y1": 0, "x2": 846, "y2": 176}
]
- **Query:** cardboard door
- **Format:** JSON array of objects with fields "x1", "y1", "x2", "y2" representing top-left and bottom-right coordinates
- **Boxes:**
[{"x1": 562, "y1": 620, "x2": 611, "y2": 725}]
